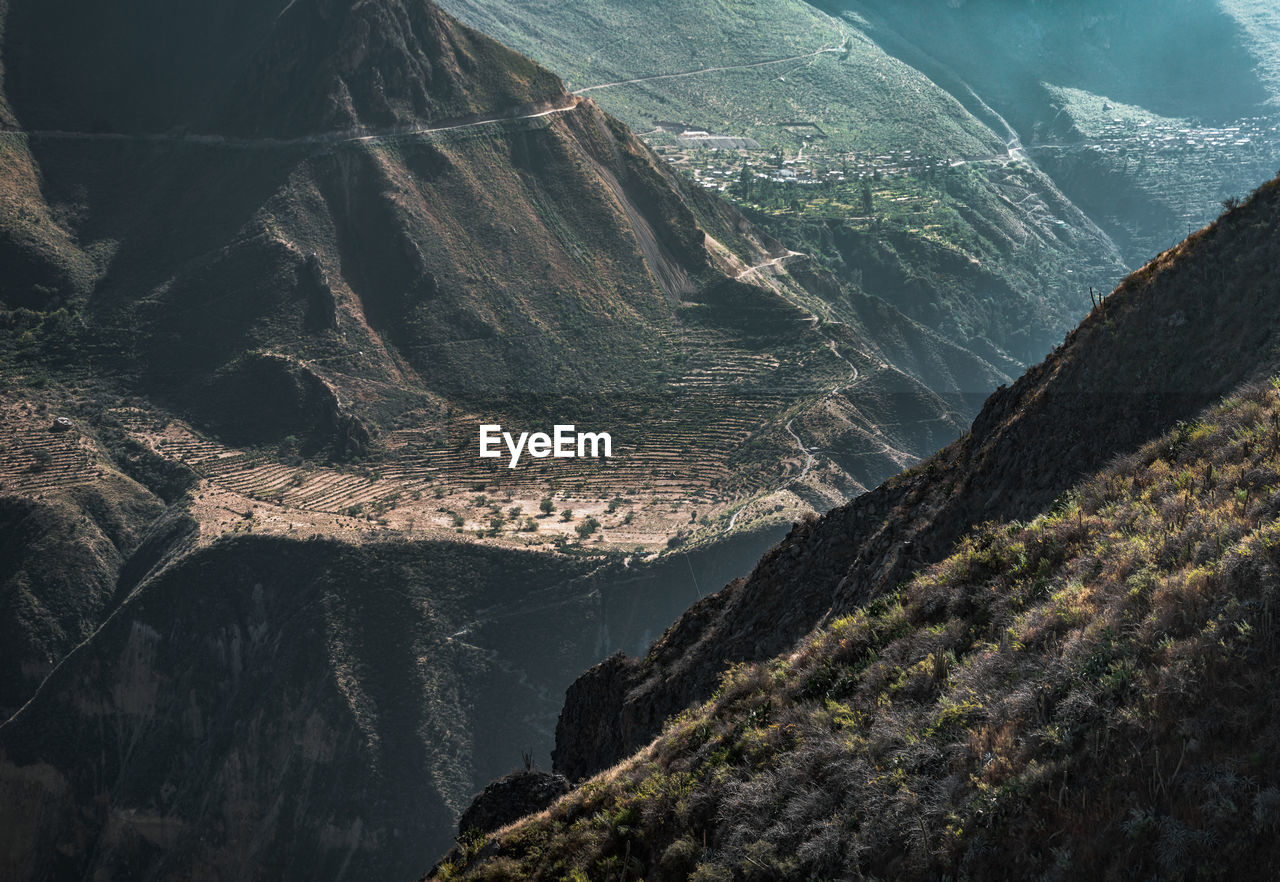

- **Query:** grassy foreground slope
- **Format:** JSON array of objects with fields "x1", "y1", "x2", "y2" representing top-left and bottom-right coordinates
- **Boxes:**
[{"x1": 436, "y1": 378, "x2": 1280, "y2": 881}]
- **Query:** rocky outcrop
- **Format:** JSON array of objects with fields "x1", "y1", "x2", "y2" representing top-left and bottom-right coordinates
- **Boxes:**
[
  {"x1": 196, "y1": 353, "x2": 369, "y2": 451},
  {"x1": 458, "y1": 771, "x2": 570, "y2": 836},
  {"x1": 553, "y1": 178, "x2": 1280, "y2": 781}
]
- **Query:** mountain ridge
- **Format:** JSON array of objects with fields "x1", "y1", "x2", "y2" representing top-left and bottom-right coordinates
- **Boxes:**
[{"x1": 2, "y1": 0, "x2": 566, "y2": 138}]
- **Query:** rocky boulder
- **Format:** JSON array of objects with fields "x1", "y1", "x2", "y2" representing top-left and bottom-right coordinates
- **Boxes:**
[{"x1": 458, "y1": 770, "x2": 570, "y2": 836}]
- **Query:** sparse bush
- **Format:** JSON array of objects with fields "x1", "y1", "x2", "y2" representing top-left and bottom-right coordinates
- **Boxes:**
[
  {"x1": 658, "y1": 837, "x2": 700, "y2": 881},
  {"x1": 689, "y1": 862, "x2": 734, "y2": 882}
]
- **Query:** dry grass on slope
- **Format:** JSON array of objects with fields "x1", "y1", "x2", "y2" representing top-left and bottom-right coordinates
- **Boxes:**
[{"x1": 436, "y1": 380, "x2": 1280, "y2": 881}]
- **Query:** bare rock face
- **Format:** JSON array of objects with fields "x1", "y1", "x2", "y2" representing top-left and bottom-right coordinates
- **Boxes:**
[
  {"x1": 551, "y1": 653, "x2": 635, "y2": 782},
  {"x1": 458, "y1": 770, "x2": 570, "y2": 836}
]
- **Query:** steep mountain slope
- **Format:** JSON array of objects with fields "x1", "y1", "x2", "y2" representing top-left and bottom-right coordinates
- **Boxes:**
[
  {"x1": 549, "y1": 175, "x2": 1280, "y2": 782},
  {"x1": 1223, "y1": 0, "x2": 1280, "y2": 99},
  {"x1": 835, "y1": 0, "x2": 1272, "y2": 128},
  {"x1": 0, "y1": 471, "x2": 169, "y2": 720},
  {"x1": 436, "y1": 376, "x2": 1280, "y2": 880},
  {"x1": 0, "y1": 529, "x2": 637, "y2": 882},
  {"x1": 4, "y1": 0, "x2": 564, "y2": 137},
  {"x1": 435, "y1": 0, "x2": 1128, "y2": 368},
  {"x1": 436, "y1": 0, "x2": 996, "y2": 156}
]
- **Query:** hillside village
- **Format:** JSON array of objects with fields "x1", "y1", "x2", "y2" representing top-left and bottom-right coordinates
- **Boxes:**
[{"x1": 651, "y1": 113, "x2": 1280, "y2": 227}]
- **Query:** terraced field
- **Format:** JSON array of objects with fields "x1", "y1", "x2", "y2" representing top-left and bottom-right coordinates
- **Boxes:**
[
  {"x1": 101, "y1": 327, "x2": 849, "y2": 551},
  {"x1": 0, "y1": 404, "x2": 100, "y2": 495}
]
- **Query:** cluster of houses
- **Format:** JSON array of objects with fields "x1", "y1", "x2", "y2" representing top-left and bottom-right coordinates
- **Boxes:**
[
  {"x1": 1058, "y1": 114, "x2": 1279, "y2": 160},
  {"x1": 670, "y1": 145, "x2": 955, "y2": 194}
]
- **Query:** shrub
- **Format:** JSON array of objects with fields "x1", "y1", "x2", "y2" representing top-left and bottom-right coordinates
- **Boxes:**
[{"x1": 658, "y1": 837, "x2": 700, "y2": 881}]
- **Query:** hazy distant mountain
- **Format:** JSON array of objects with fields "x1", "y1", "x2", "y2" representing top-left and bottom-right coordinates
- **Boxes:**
[{"x1": 829, "y1": 0, "x2": 1280, "y2": 261}]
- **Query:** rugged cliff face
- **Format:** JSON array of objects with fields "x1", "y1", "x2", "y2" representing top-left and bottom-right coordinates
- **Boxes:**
[
  {"x1": 553, "y1": 175, "x2": 1280, "y2": 781},
  {"x1": 0, "y1": 532, "x2": 616, "y2": 881}
]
